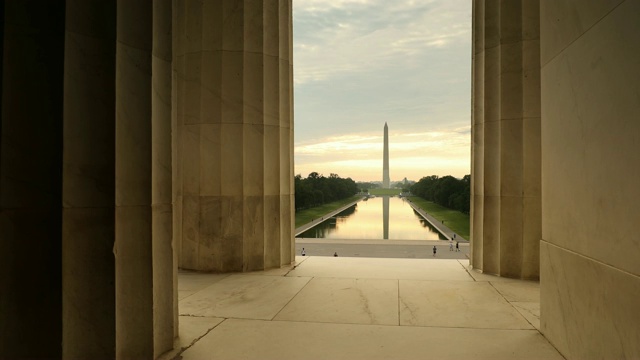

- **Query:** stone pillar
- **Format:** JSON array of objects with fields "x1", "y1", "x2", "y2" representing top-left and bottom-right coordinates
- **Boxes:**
[
  {"x1": 0, "y1": 2, "x2": 65, "y2": 357},
  {"x1": 115, "y1": 1, "x2": 154, "y2": 357},
  {"x1": 116, "y1": 1, "x2": 176, "y2": 357},
  {"x1": 280, "y1": 0, "x2": 296, "y2": 267},
  {"x1": 152, "y1": 0, "x2": 176, "y2": 356},
  {"x1": 62, "y1": 1, "x2": 116, "y2": 358},
  {"x1": 171, "y1": 0, "x2": 181, "y2": 338},
  {"x1": 470, "y1": 0, "x2": 541, "y2": 279},
  {"x1": 175, "y1": 0, "x2": 294, "y2": 272},
  {"x1": 540, "y1": 0, "x2": 640, "y2": 357}
]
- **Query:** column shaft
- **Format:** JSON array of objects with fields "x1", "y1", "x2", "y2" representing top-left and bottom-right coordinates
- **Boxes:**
[
  {"x1": 175, "y1": 0, "x2": 294, "y2": 272},
  {"x1": 470, "y1": 0, "x2": 541, "y2": 279},
  {"x1": 115, "y1": 1, "x2": 153, "y2": 357},
  {"x1": 62, "y1": 1, "x2": 116, "y2": 358},
  {"x1": 152, "y1": 0, "x2": 175, "y2": 356},
  {"x1": 470, "y1": 0, "x2": 485, "y2": 268}
]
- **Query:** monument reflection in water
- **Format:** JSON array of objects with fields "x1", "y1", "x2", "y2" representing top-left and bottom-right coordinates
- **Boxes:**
[{"x1": 298, "y1": 196, "x2": 446, "y2": 240}]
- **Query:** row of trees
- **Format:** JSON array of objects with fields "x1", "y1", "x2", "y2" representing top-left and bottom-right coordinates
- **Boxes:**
[
  {"x1": 410, "y1": 175, "x2": 470, "y2": 214},
  {"x1": 295, "y1": 172, "x2": 359, "y2": 211}
]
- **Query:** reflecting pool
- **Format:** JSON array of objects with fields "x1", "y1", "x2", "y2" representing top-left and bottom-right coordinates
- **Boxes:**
[{"x1": 298, "y1": 196, "x2": 446, "y2": 240}]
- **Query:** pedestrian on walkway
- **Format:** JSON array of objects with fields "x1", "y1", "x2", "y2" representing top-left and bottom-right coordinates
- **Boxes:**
[
  {"x1": 302, "y1": 248, "x2": 306, "y2": 256},
  {"x1": 456, "y1": 242, "x2": 459, "y2": 252},
  {"x1": 453, "y1": 233, "x2": 456, "y2": 240},
  {"x1": 449, "y1": 241, "x2": 454, "y2": 251},
  {"x1": 433, "y1": 245, "x2": 437, "y2": 257},
  {"x1": 334, "y1": 252, "x2": 338, "y2": 257}
]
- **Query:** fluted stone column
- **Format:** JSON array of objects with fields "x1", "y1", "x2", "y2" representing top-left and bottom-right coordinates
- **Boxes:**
[
  {"x1": 115, "y1": 1, "x2": 154, "y2": 357},
  {"x1": 152, "y1": 0, "x2": 176, "y2": 356},
  {"x1": 470, "y1": 0, "x2": 541, "y2": 279},
  {"x1": 279, "y1": 0, "x2": 296, "y2": 268},
  {"x1": 175, "y1": 0, "x2": 294, "y2": 272},
  {"x1": 116, "y1": 1, "x2": 176, "y2": 357},
  {"x1": 62, "y1": 1, "x2": 116, "y2": 358},
  {"x1": 0, "y1": 2, "x2": 65, "y2": 357}
]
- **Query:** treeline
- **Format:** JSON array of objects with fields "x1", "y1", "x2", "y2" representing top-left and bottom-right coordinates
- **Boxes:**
[
  {"x1": 410, "y1": 175, "x2": 470, "y2": 214},
  {"x1": 295, "y1": 172, "x2": 358, "y2": 211}
]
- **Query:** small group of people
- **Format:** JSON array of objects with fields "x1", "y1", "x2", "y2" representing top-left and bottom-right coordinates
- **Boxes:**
[
  {"x1": 448, "y1": 237, "x2": 460, "y2": 252},
  {"x1": 433, "y1": 234, "x2": 460, "y2": 257}
]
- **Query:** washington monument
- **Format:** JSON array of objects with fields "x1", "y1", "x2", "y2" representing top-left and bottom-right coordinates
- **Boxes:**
[{"x1": 383, "y1": 122, "x2": 390, "y2": 188}]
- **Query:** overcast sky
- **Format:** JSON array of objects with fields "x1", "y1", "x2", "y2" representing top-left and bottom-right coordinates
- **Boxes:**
[{"x1": 293, "y1": 0, "x2": 472, "y2": 182}]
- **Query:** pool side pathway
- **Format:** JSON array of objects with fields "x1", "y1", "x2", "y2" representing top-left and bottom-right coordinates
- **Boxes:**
[{"x1": 295, "y1": 198, "x2": 363, "y2": 235}]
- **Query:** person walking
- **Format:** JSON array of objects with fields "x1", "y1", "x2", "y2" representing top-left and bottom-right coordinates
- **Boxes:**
[
  {"x1": 301, "y1": 248, "x2": 306, "y2": 256},
  {"x1": 456, "y1": 242, "x2": 459, "y2": 252},
  {"x1": 433, "y1": 245, "x2": 437, "y2": 257},
  {"x1": 449, "y1": 240, "x2": 454, "y2": 251},
  {"x1": 334, "y1": 252, "x2": 338, "y2": 257}
]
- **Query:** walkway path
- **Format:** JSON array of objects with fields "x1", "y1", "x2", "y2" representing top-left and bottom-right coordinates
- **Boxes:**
[
  {"x1": 294, "y1": 197, "x2": 362, "y2": 236},
  {"x1": 405, "y1": 199, "x2": 468, "y2": 241}
]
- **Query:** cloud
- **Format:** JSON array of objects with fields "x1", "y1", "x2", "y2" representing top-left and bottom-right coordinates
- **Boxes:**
[
  {"x1": 294, "y1": 0, "x2": 471, "y2": 84},
  {"x1": 293, "y1": 0, "x2": 472, "y2": 180}
]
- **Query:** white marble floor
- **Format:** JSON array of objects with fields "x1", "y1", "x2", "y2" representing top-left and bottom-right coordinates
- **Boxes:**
[{"x1": 160, "y1": 257, "x2": 562, "y2": 360}]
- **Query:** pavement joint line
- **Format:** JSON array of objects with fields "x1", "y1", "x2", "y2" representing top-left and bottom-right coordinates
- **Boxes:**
[
  {"x1": 486, "y1": 282, "x2": 567, "y2": 359},
  {"x1": 270, "y1": 276, "x2": 314, "y2": 321},
  {"x1": 487, "y1": 281, "x2": 536, "y2": 331},
  {"x1": 170, "y1": 318, "x2": 227, "y2": 360},
  {"x1": 262, "y1": 317, "x2": 541, "y2": 331},
  {"x1": 456, "y1": 259, "x2": 477, "y2": 281}
]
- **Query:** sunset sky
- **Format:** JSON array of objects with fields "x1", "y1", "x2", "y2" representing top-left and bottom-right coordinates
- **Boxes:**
[{"x1": 293, "y1": 0, "x2": 472, "y2": 182}]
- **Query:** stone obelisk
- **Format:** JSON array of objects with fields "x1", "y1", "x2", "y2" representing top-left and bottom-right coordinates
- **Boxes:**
[{"x1": 383, "y1": 122, "x2": 390, "y2": 188}]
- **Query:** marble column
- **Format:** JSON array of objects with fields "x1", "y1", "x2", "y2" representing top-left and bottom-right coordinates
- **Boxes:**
[
  {"x1": 0, "y1": 2, "x2": 65, "y2": 357},
  {"x1": 115, "y1": 1, "x2": 154, "y2": 357},
  {"x1": 470, "y1": 0, "x2": 541, "y2": 279},
  {"x1": 115, "y1": 1, "x2": 177, "y2": 357},
  {"x1": 152, "y1": 0, "x2": 176, "y2": 356},
  {"x1": 281, "y1": 0, "x2": 296, "y2": 267},
  {"x1": 175, "y1": 0, "x2": 294, "y2": 272},
  {"x1": 62, "y1": 1, "x2": 116, "y2": 358}
]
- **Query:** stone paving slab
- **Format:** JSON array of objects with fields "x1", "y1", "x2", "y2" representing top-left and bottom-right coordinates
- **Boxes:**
[
  {"x1": 399, "y1": 280, "x2": 533, "y2": 330},
  {"x1": 180, "y1": 319, "x2": 564, "y2": 360},
  {"x1": 274, "y1": 277, "x2": 399, "y2": 326},
  {"x1": 166, "y1": 257, "x2": 562, "y2": 360},
  {"x1": 179, "y1": 274, "x2": 311, "y2": 320}
]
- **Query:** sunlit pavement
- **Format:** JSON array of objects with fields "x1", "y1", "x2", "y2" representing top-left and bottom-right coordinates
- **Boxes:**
[{"x1": 160, "y1": 257, "x2": 562, "y2": 360}]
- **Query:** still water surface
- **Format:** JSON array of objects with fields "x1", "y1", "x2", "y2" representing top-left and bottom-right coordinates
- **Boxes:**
[{"x1": 299, "y1": 196, "x2": 446, "y2": 240}]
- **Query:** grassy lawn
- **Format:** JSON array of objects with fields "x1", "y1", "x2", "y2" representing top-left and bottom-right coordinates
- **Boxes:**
[
  {"x1": 295, "y1": 195, "x2": 362, "y2": 228},
  {"x1": 368, "y1": 188, "x2": 402, "y2": 196},
  {"x1": 408, "y1": 196, "x2": 470, "y2": 240}
]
